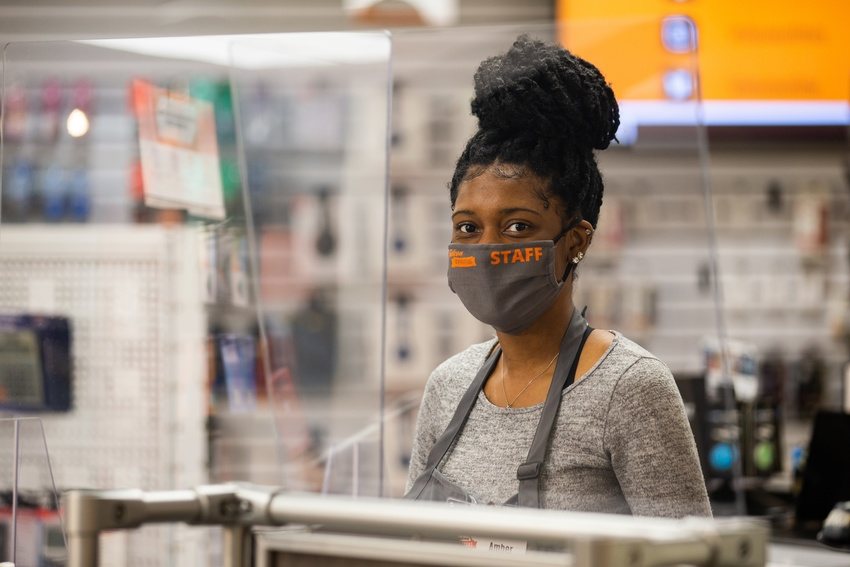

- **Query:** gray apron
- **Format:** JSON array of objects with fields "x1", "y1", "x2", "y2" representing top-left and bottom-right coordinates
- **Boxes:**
[{"x1": 405, "y1": 308, "x2": 590, "y2": 508}]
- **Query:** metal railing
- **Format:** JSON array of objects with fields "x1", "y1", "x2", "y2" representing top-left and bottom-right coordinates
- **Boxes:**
[{"x1": 64, "y1": 483, "x2": 767, "y2": 567}]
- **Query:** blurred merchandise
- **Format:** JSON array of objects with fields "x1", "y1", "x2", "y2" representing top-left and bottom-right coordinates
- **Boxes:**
[
  {"x1": 315, "y1": 187, "x2": 338, "y2": 258},
  {"x1": 0, "y1": 491, "x2": 65, "y2": 566},
  {"x1": 227, "y1": 230, "x2": 251, "y2": 307},
  {"x1": 290, "y1": 191, "x2": 340, "y2": 281},
  {"x1": 705, "y1": 406, "x2": 740, "y2": 480},
  {"x1": 0, "y1": 314, "x2": 72, "y2": 413},
  {"x1": 574, "y1": 280, "x2": 656, "y2": 337},
  {"x1": 244, "y1": 81, "x2": 275, "y2": 146},
  {"x1": 3, "y1": 159, "x2": 36, "y2": 222},
  {"x1": 259, "y1": 227, "x2": 295, "y2": 303},
  {"x1": 291, "y1": 291, "x2": 337, "y2": 394},
  {"x1": 67, "y1": 168, "x2": 91, "y2": 222},
  {"x1": 791, "y1": 445, "x2": 807, "y2": 497},
  {"x1": 132, "y1": 78, "x2": 225, "y2": 219},
  {"x1": 195, "y1": 224, "x2": 253, "y2": 307},
  {"x1": 189, "y1": 78, "x2": 235, "y2": 143},
  {"x1": 219, "y1": 158, "x2": 242, "y2": 205},
  {"x1": 705, "y1": 339, "x2": 759, "y2": 404},
  {"x1": 793, "y1": 189, "x2": 830, "y2": 257},
  {"x1": 765, "y1": 180, "x2": 785, "y2": 214},
  {"x1": 759, "y1": 350, "x2": 787, "y2": 407},
  {"x1": 794, "y1": 348, "x2": 825, "y2": 419},
  {"x1": 620, "y1": 285, "x2": 657, "y2": 333},
  {"x1": 198, "y1": 226, "x2": 219, "y2": 304},
  {"x1": 393, "y1": 293, "x2": 413, "y2": 362},
  {"x1": 703, "y1": 401, "x2": 783, "y2": 482},
  {"x1": 39, "y1": 78, "x2": 63, "y2": 143},
  {"x1": 217, "y1": 334, "x2": 258, "y2": 413},
  {"x1": 3, "y1": 84, "x2": 28, "y2": 142},
  {"x1": 390, "y1": 185, "x2": 410, "y2": 254},
  {"x1": 129, "y1": 159, "x2": 147, "y2": 222},
  {"x1": 750, "y1": 405, "x2": 783, "y2": 477},
  {"x1": 40, "y1": 165, "x2": 66, "y2": 222},
  {"x1": 71, "y1": 78, "x2": 93, "y2": 115}
]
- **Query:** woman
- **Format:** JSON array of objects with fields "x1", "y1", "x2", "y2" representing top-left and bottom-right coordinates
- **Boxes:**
[{"x1": 405, "y1": 36, "x2": 711, "y2": 517}]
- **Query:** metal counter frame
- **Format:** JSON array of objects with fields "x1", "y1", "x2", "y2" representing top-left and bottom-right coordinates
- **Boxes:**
[{"x1": 64, "y1": 483, "x2": 767, "y2": 567}]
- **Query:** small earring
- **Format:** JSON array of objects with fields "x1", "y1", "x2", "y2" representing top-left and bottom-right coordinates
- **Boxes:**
[
  {"x1": 585, "y1": 229, "x2": 592, "y2": 235},
  {"x1": 572, "y1": 251, "x2": 584, "y2": 264}
]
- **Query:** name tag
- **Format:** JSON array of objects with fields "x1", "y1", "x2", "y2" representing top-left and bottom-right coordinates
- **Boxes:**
[{"x1": 460, "y1": 536, "x2": 527, "y2": 554}]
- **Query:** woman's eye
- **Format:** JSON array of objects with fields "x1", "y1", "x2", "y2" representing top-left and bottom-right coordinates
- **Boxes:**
[
  {"x1": 456, "y1": 222, "x2": 477, "y2": 234},
  {"x1": 505, "y1": 222, "x2": 530, "y2": 233}
]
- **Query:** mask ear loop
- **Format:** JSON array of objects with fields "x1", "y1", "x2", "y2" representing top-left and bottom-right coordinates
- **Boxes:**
[{"x1": 553, "y1": 219, "x2": 582, "y2": 283}]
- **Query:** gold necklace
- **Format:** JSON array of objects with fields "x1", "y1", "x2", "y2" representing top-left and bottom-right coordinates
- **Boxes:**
[{"x1": 500, "y1": 351, "x2": 560, "y2": 408}]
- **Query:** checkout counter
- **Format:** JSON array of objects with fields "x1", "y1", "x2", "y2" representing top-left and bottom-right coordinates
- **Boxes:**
[{"x1": 61, "y1": 483, "x2": 848, "y2": 567}]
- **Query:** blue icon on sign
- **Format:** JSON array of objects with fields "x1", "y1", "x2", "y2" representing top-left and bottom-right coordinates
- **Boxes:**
[
  {"x1": 662, "y1": 16, "x2": 697, "y2": 53},
  {"x1": 663, "y1": 69, "x2": 695, "y2": 101}
]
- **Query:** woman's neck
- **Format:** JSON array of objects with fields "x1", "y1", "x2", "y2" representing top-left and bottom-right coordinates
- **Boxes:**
[{"x1": 495, "y1": 290, "x2": 574, "y2": 376}]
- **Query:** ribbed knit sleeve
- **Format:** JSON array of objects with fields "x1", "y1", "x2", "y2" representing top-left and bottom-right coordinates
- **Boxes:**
[
  {"x1": 405, "y1": 371, "x2": 442, "y2": 494},
  {"x1": 603, "y1": 357, "x2": 712, "y2": 517}
]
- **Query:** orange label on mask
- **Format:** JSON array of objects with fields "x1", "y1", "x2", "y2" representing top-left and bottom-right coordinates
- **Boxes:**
[{"x1": 451, "y1": 256, "x2": 477, "y2": 268}]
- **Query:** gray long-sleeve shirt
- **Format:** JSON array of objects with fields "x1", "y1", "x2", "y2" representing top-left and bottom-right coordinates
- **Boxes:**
[{"x1": 406, "y1": 333, "x2": 712, "y2": 517}]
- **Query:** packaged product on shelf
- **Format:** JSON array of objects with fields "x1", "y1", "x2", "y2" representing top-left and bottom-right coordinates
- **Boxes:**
[
  {"x1": 793, "y1": 187, "x2": 829, "y2": 257},
  {"x1": 0, "y1": 314, "x2": 72, "y2": 412},
  {"x1": 704, "y1": 338, "x2": 759, "y2": 404},
  {"x1": 218, "y1": 333, "x2": 258, "y2": 413},
  {"x1": 132, "y1": 78, "x2": 225, "y2": 220}
]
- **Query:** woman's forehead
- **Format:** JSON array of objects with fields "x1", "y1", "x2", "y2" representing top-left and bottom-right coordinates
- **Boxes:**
[{"x1": 455, "y1": 167, "x2": 553, "y2": 211}]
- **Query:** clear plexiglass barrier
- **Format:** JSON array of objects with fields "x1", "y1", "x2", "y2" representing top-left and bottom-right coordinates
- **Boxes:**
[
  {"x1": 1, "y1": 17, "x2": 849, "y2": 567},
  {"x1": 1, "y1": 31, "x2": 391, "y2": 565},
  {"x1": 385, "y1": 19, "x2": 719, "y2": 502}
]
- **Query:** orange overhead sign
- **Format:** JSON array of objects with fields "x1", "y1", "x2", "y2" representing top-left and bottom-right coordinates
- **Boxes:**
[{"x1": 557, "y1": 0, "x2": 850, "y2": 102}]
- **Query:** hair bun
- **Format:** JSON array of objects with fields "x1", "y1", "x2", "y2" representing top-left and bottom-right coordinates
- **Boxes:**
[{"x1": 470, "y1": 35, "x2": 619, "y2": 151}]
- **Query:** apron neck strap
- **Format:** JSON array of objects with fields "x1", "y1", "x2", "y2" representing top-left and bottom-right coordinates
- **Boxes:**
[{"x1": 516, "y1": 307, "x2": 588, "y2": 508}]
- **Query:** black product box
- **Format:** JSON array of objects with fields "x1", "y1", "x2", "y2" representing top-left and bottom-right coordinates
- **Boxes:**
[{"x1": 0, "y1": 315, "x2": 72, "y2": 412}]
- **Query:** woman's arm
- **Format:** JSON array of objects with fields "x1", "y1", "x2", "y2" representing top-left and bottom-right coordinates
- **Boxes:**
[
  {"x1": 405, "y1": 374, "x2": 442, "y2": 493},
  {"x1": 604, "y1": 357, "x2": 712, "y2": 518}
]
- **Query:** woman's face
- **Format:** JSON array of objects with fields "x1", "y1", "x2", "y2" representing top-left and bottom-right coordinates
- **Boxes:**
[
  {"x1": 452, "y1": 167, "x2": 593, "y2": 282},
  {"x1": 451, "y1": 165, "x2": 589, "y2": 277},
  {"x1": 452, "y1": 167, "x2": 562, "y2": 244}
]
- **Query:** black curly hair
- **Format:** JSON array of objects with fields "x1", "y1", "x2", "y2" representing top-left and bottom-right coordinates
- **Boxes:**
[{"x1": 449, "y1": 35, "x2": 619, "y2": 229}]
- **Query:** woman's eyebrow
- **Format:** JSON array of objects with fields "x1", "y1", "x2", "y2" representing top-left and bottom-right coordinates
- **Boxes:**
[
  {"x1": 500, "y1": 207, "x2": 542, "y2": 217},
  {"x1": 451, "y1": 207, "x2": 542, "y2": 219}
]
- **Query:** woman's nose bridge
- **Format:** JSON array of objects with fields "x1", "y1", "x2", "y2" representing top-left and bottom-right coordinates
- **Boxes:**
[{"x1": 478, "y1": 225, "x2": 502, "y2": 244}]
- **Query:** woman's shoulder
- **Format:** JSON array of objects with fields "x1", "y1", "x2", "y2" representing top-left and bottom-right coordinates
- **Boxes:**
[
  {"x1": 596, "y1": 332, "x2": 668, "y2": 373},
  {"x1": 584, "y1": 332, "x2": 676, "y2": 392},
  {"x1": 599, "y1": 332, "x2": 679, "y2": 399}
]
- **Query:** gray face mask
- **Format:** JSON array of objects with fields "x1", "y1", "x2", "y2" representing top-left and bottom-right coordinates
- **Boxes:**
[{"x1": 447, "y1": 230, "x2": 574, "y2": 335}]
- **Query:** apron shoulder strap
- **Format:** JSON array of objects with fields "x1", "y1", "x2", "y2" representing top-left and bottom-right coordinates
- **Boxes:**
[
  {"x1": 406, "y1": 343, "x2": 500, "y2": 500},
  {"x1": 516, "y1": 309, "x2": 589, "y2": 508}
]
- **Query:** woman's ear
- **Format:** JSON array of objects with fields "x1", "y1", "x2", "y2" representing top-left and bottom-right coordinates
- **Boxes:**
[{"x1": 568, "y1": 220, "x2": 594, "y2": 262}]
